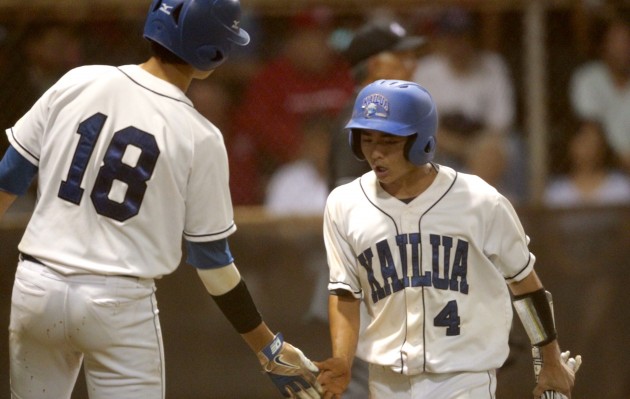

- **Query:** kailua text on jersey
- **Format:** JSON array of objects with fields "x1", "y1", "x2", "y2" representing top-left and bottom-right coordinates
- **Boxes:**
[{"x1": 358, "y1": 232, "x2": 470, "y2": 304}]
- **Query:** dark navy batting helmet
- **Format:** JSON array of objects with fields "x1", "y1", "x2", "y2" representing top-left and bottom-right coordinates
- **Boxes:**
[
  {"x1": 143, "y1": 0, "x2": 250, "y2": 71},
  {"x1": 346, "y1": 79, "x2": 438, "y2": 165}
]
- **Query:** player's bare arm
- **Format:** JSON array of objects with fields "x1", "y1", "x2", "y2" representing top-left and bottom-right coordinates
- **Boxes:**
[
  {"x1": 315, "y1": 293, "x2": 360, "y2": 399},
  {"x1": 195, "y1": 260, "x2": 322, "y2": 398},
  {"x1": 509, "y1": 271, "x2": 580, "y2": 398}
]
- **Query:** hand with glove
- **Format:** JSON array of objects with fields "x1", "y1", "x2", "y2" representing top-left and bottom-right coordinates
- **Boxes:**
[{"x1": 258, "y1": 333, "x2": 323, "y2": 398}]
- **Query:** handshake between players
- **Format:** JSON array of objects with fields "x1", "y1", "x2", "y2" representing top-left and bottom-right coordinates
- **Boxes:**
[{"x1": 262, "y1": 344, "x2": 582, "y2": 399}]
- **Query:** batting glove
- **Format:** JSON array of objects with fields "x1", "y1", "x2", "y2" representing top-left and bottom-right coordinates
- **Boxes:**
[{"x1": 257, "y1": 333, "x2": 323, "y2": 398}]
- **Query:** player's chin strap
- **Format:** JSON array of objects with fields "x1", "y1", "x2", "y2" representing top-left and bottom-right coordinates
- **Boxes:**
[{"x1": 512, "y1": 288, "x2": 557, "y2": 347}]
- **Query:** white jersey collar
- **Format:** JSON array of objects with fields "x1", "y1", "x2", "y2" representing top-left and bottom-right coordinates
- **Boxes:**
[
  {"x1": 117, "y1": 65, "x2": 193, "y2": 107},
  {"x1": 360, "y1": 164, "x2": 458, "y2": 209}
]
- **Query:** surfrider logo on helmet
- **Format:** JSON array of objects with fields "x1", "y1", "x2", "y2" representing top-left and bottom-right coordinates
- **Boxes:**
[{"x1": 361, "y1": 94, "x2": 389, "y2": 119}]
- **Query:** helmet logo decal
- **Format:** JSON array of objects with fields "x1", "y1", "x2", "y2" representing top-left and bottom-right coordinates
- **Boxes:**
[
  {"x1": 232, "y1": 20, "x2": 241, "y2": 31},
  {"x1": 361, "y1": 94, "x2": 389, "y2": 119},
  {"x1": 159, "y1": 3, "x2": 174, "y2": 15}
]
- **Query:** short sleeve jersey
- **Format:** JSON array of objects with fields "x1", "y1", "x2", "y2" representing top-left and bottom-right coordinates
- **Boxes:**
[
  {"x1": 7, "y1": 65, "x2": 236, "y2": 278},
  {"x1": 324, "y1": 165, "x2": 534, "y2": 374}
]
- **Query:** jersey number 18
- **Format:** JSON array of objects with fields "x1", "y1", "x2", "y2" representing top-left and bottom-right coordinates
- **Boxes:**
[{"x1": 58, "y1": 112, "x2": 160, "y2": 222}]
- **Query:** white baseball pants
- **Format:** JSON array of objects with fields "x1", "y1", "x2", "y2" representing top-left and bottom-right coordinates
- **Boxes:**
[
  {"x1": 368, "y1": 364, "x2": 497, "y2": 399},
  {"x1": 9, "y1": 259, "x2": 164, "y2": 399}
]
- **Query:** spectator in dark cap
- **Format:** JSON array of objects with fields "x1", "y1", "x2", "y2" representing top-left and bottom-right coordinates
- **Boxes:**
[
  {"x1": 343, "y1": 21, "x2": 426, "y2": 78},
  {"x1": 329, "y1": 20, "x2": 427, "y2": 189}
]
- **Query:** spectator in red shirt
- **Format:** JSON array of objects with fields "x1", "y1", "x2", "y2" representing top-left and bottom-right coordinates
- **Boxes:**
[{"x1": 230, "y1": 7, "x2": 355, "y2": 205}]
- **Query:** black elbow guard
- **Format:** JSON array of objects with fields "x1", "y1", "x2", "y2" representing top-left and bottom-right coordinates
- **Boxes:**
[{"x1": 211, "y1": 279, "x2": 262, "y2": 334}]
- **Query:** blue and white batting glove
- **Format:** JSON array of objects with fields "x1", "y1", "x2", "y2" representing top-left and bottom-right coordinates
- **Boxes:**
[{"x1": 257, "y1": 333, "x2": 323, "y2": 398}]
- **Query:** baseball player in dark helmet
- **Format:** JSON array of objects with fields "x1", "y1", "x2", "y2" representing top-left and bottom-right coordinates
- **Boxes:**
[{"x1": 0, "y1": 1, "x2": 322, "y2": 398}]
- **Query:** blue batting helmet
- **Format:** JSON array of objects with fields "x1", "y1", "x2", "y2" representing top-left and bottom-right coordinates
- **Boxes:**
[
  {"x1": 143, "y1": 0, "x2": 250, "y2": 71},
  {"x1": 346, "y1": 79, "x2": 438, "y2": 165}
]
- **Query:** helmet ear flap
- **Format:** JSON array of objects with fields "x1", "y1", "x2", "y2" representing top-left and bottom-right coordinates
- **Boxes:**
[
  {"x1": 196, "y1": 45, "x2": 226, "y2": 69},
  {"x1": 349, "y1": 129, "x2": 365, "y2": 161},
  {"x1": 404, "y1": 134, "x2": 416, "y2": 163},
  {"x1": 424, "y1": 136, "x2": 436, "y2": 156},
  {"x1": 407, "y1": 135, "x2": 436, "y2": 165}
]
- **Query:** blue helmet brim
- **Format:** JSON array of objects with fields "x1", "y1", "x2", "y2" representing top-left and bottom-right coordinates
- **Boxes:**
[
  {"x1": 344, "y1": 119, "x2": 417, "y2": 137},
  {"x1": 231, "y1": 27, "x2": 250, "y2": 46}
]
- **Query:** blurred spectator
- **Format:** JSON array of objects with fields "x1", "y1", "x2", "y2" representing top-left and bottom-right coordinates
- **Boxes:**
[
  {"x1": 544, "y1": 119, "x2": 630, "y2": 207},
  {"x1": 569, "y1": 13, "x2": 630, "y2": 172},
  {"x1": 187, "y1": 79, "x2": 260, "y2": 206},
  {"x1": 541, "y1": 118, "x2": 630, "y2": 398},
  {"x1": 329, "y1": 19, "x2": 427, "y2": 190},
  {"x1": 0, "y1": 23, "x2": 83, "y2": 211},
  {"x1": 187, "y1": 79, "x2": 234, "y2": 133},
  {"x1": 83, "y1": 20, "x2": 149, "y2": 67},
  {"x1": 262, "y1": 115, "x2": 333, "y2": 353},
  {"x1": 23, "y1": 24, "x2": 84, "y2": 95},
  {"x1": 412, "y1": 7, "x2": 524, "y2": 202},
  {"x1": 231, "y1": 6, "x2": 355, "y2": 205},
  {"x1": 0, "y1": 23, "x2": 84, "y2": 154},
  {"x1": 264, "y1": 117, "x2": 332, "y2": 216}
]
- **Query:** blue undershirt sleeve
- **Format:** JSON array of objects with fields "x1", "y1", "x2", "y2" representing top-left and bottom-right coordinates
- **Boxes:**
[
  {"x1": 185, "y1": 238, "x2": 234, "y2": 269},
  {"x1": 0, "y1": 145, "x2": 38, "y2": 196}
]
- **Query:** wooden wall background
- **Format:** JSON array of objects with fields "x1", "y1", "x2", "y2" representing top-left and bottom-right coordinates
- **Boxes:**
[{"x1": 1, "y1": 205, "x2": 629, "y2": 398}]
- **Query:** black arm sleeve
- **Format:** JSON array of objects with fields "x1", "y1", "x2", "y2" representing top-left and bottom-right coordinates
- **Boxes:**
[{"x1": 211, "y1": 279, "x2": 263, "y2": 334}]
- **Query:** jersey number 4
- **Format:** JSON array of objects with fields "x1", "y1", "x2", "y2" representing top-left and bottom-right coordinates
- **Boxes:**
[
  {"x1": 434, "y1": 300, "x2": 461, "y2": 336},
  {"x1": 58, "y1": 113, "x2": 160, "y2": 222}
]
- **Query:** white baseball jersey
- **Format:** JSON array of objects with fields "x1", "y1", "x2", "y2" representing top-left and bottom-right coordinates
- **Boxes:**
[
  {"x1": 6, "y1": 64, "x2": 235, "y2": 278},
  {"x1": 324, "y1": 165, "x2": 534, "y2": 375}
]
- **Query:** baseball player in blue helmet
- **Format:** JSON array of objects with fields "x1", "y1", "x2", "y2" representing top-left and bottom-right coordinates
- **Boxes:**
[
  {"x1": 314, "y1": 80, "x2": 581, "y2": 399},
  {"x1": 0, "y1": 1, "x2": 322, "y2": 398}
]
